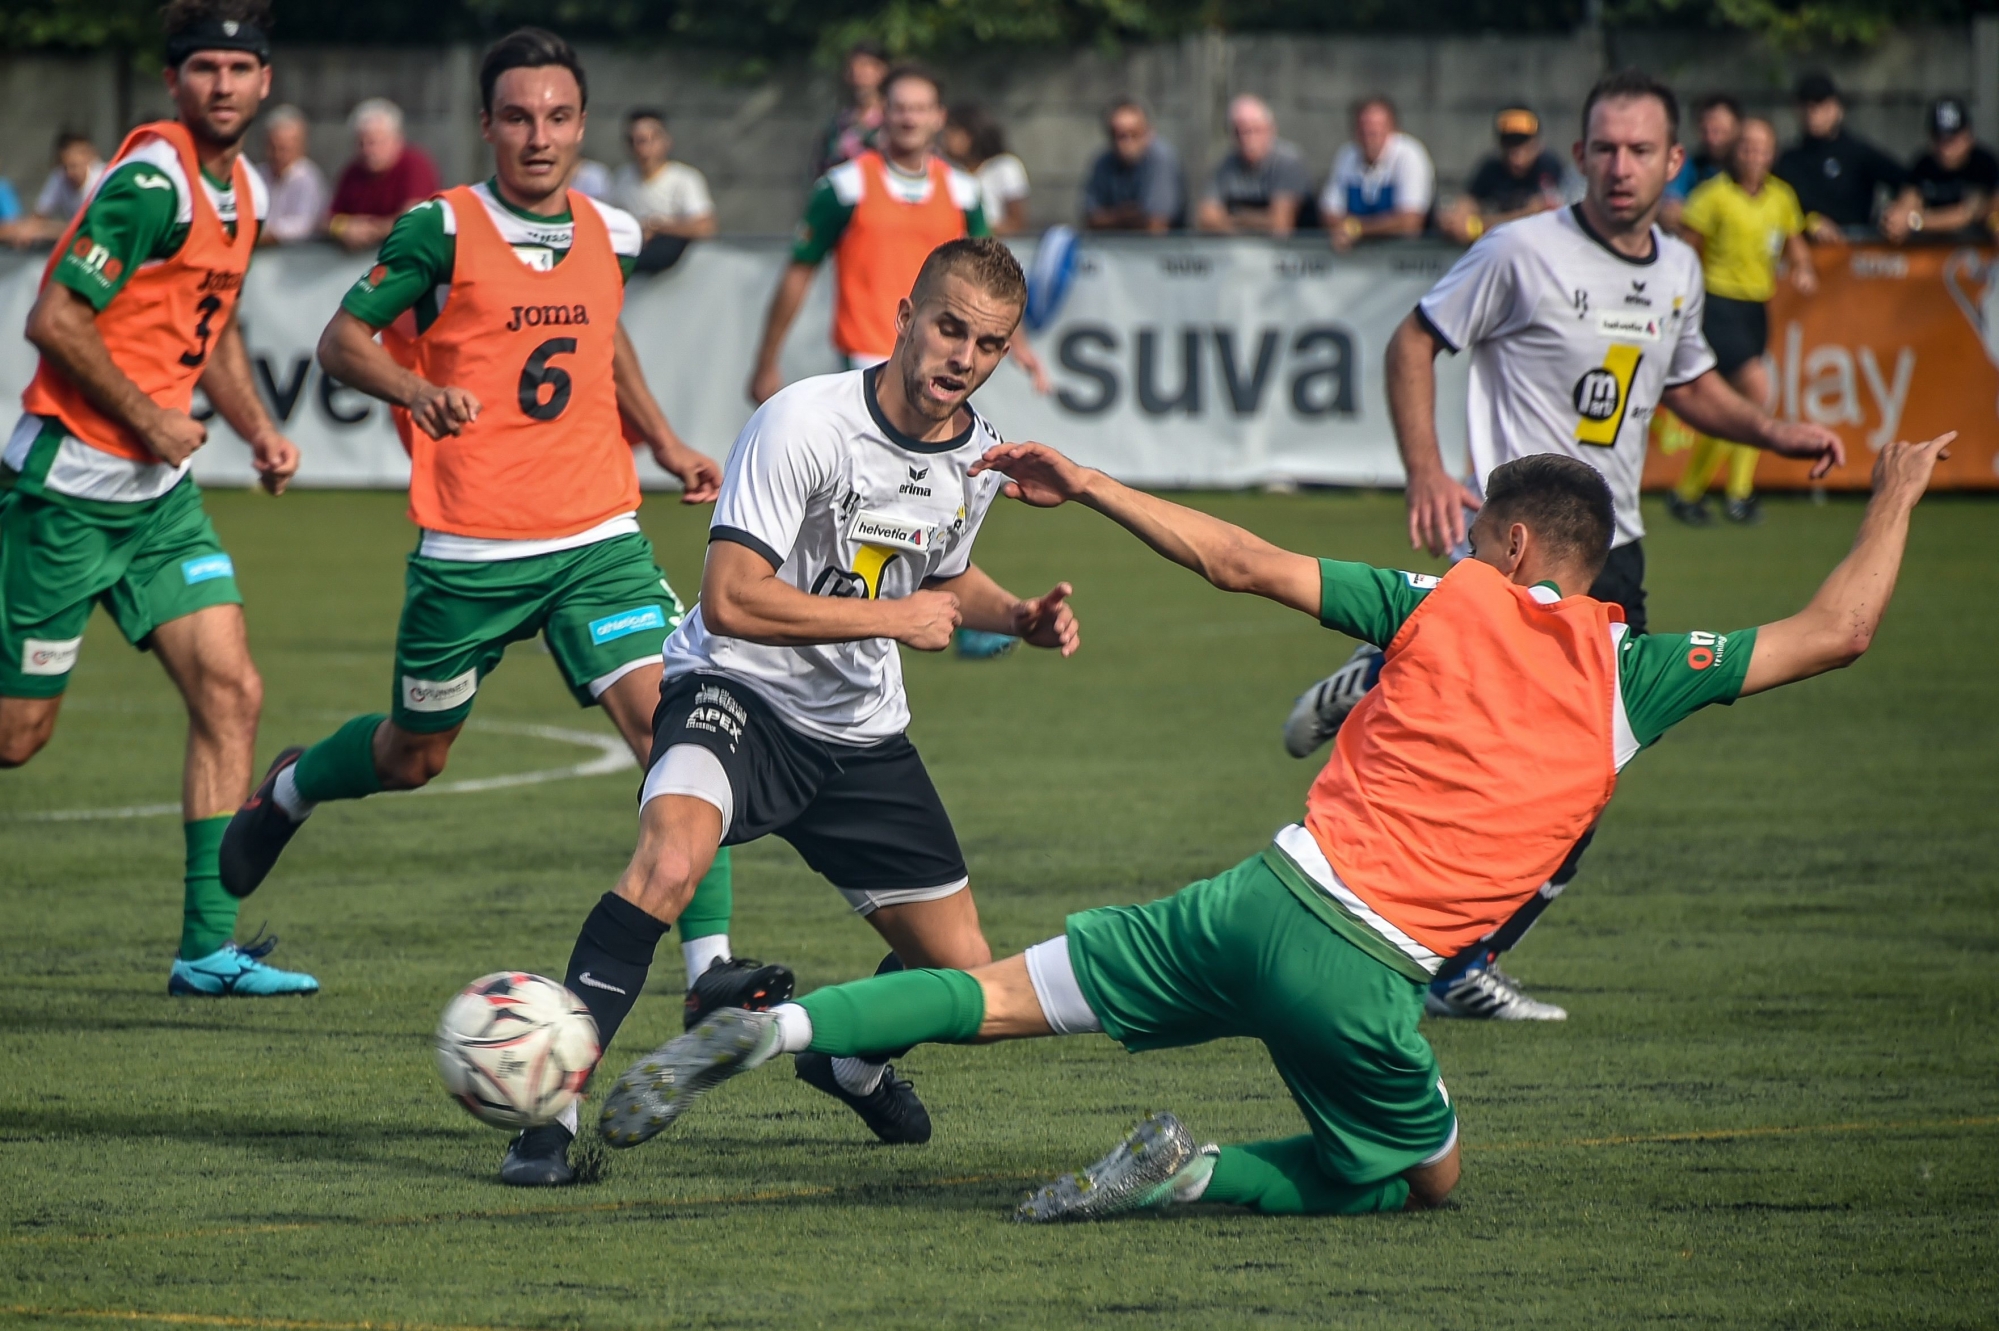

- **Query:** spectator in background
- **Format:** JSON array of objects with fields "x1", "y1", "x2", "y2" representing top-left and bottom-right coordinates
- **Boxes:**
[
  {"x1": 812, "y1": 40, "x2": 889, "y2": 178},
  {"x1": 613, "y1": 110, "x2": 716, "y2": 239},
  {"x1": 0, "y1": 162, "x2": 20, "y2": 226},
  {"x1": 944, "y1": 103, "x2": 1030, "y2": 236},
  {"x1": 1882, "y1": 97, "x2": 1998, "y2": 243},
  {"x1": 569, "y1": 158, "x2": 613, "y2": 200},
  {"x1": 1774, "y1": 73, "x2": 1905, "y2": 242},
  {"x1": 257, "y1": 104, "x2": 329, "y2": 244},
  {"x1": 1321, "y1": 96, "x2": 1432, "y2": 251},
  {"x1": 1195, "y1": 94, "x2": 1311, "y2": 237},
  {"x1": 1662, "y1": 93, "x2": 1742, "y2": 228},
  {"x1": 1439, "y1": 106, "x2": 1567, "y2": 244},
  {"x1": 1081, "y1": 98, "x2": 1184, "y2": 233},
  {"x1": 2, "y1": 132, "x2": 105, "y2": 248},
  {"x1": 327, "y1": 98, "x2": 439, "y2": 253}
]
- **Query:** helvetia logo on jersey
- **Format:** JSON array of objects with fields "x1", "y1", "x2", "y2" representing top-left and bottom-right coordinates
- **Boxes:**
[
  {"x1": 505, "y1": 304, "x2": 590, "y2": 331},
  {"x1": 1594, "y1": 310, "x2": 1662, "y2": 342},
  {"x1": 587, "y1": 605, "x2": 667, "y2": 645},
  {"x1": 21, "y1": 636, "x2": 82, "y2": 677},
  {"x1": 848, "y1": 510, "x2": 932, "y2": 552},
  {"x1": 402, "y1": 669, "x2": 478, "y2": 712}
]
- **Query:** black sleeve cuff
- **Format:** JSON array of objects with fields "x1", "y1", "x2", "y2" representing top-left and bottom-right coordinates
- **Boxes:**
[
  {"x1": 1414, "y1": 303, "x2": 1460, "y2": 354},
  {"x1": 709, "y1": 526, "x2": 784, "y2": 571}
]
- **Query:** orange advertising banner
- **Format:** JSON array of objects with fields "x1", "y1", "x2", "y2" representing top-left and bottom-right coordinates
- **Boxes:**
[{"x1": 1643, "y1": 244, "x2": 1999, "y2": 490}]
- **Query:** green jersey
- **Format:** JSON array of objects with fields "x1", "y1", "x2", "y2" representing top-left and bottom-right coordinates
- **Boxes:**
[
  {"x1": 790, "y1": 154, "x2": 988, "y2": 265},
  {"x1": 1316, "y1": 559, "x2": 1755, "y2": 754},
  {"x1": 340, "y1": 180, "x2": 644, "y2": 334},
  {"x1": 50, "y1": 134, "x2": 264, "y2": 312}
]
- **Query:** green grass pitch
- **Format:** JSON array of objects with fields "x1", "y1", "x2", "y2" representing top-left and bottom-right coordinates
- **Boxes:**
[{"x1": 3, "y1": 486, "x2": 1995, "y2": 1330}]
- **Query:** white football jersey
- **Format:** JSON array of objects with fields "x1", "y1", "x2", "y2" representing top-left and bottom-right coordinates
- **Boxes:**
[
  {"x1": 662, "y1": 368, "x2": 1006, "y2": 743},
  {"x1": 1419, "y1": 205, "x2": 1715, "y2": 548}
]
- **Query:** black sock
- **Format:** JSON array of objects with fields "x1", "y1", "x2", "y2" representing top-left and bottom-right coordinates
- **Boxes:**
[{"x1": 565, "y1": 893, "x2": 671, "y2": 1061}]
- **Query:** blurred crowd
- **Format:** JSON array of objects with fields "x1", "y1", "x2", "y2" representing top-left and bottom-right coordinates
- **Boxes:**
[{"x1": 0, "y1": 53, "x2": 1992, "y2": 254}]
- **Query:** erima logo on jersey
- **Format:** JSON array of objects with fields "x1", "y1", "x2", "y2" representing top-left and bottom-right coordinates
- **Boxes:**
[
  {"x1": 588, "y1": 605, "x2": 666, "y2": 644},
  {"x1": 21, "y1": 636, "x2": 81, "y2": 677},
  {"x1": 848, "y1": 510, "x2": 933, "y2": 552},
  {"x1": 1594, "y1": 311, "x2": 1662, "y2": 341},
  {"x1": 506, "y1": 303, "x2": 590, "y2": 331},
  {"x1": 899, "y1": 465, "x2": 932, "y2": 497},
  {"x1": 402, "y1": 669, "x2": 478, "y2": 712},
  {"x1": 181, "y1": 554, "x2": 234, "y2": 585}
]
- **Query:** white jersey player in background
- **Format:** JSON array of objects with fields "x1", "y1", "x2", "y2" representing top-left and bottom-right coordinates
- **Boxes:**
[
  {"x1": 1283, "y1": 69, "x2": 1844, "y2": 1022},
  {"x1": 520, "y1": 237, "x2": 1078, "y2": 1180}
]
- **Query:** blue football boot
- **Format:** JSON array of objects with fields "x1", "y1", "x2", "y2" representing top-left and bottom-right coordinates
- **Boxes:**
[
  {"x1": 168, "y1": 933, "x2": 320, "y2": 997},
  {"x1": 953, "y1": 628, "x2": 1018, "y2": 660}
]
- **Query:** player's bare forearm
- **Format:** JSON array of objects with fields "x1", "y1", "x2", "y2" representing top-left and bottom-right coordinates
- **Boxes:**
[
  {"x1": 317, "y1": 310, "x2": 429, "y2": 409},
  {"x1": 1662, "y1": 370, "x2": 1846, "y2": 475},
  {"x1": 1386, "y1": 313, "x2": 1446, "y2": 479},
  {"x1": 925, "y1": 565, "x2": 1018, "y2": 633},
  {"x1": 612, "y1": 323, "x2": 677, "y2": 447},
  {"x1": 200, "y1": 318, "x2": 279, "y2": 446},
  {"x1": 1740, "y1": 433, "x2": 1952, "y2": 696},
  {"x1": 973, "y1": 442, "x2": 1317, "y2": 616},
  {"x1": 24, "y1": 283, "x2": 165, "y2": 442},
  {"x1": 700, "y1": 540, "x2": 956, "y2": 650},
  {"x1": 749, "y1": 263, "x2": 817, "y2": 401}
]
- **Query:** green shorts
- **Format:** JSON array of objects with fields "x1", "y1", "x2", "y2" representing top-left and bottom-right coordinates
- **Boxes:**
[
  {"x1": 392, "y1": 531, "x2": 684, "y2": 732},
  {"x1": 1065, "y1": 848, "x2": 1456, "y2": 1186},
  {"x1": 0, "y1": 475, "x2": 240, "y2": 697}
]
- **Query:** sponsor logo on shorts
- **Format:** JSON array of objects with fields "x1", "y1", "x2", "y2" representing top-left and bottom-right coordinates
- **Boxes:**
[
  {"x1": 588, "y1": 604, "x2": 667, "y2": 645},
  {"x1": 685, "y1": 683, "x2": 746, "y2": 751},
  {"x1": 402, "y1": 668, "x2": 478, "y2": 713},
  {"x1": 180, "y1": 554, "x2": 235, "y2": 585},
  {"x1": 1594, "y1": 310, "x2": 1662, "y2": 342},
  {"x1": 20, "y1": 636, "x2": 82, "y2": 677}
]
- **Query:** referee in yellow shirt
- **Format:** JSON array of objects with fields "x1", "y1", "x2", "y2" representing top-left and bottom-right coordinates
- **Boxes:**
[{"x1": 1670, "y1": 117, "x2": 1817, "y2": 525}]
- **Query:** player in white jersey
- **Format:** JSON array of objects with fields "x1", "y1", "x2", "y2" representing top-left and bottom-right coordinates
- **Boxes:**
[
  {"x1": 1283, "y1": 71, "x2": 1844, "y2": 1021},
  {"x1": 553, "y1": 237, "x2": 1078, "y2": 1156}
]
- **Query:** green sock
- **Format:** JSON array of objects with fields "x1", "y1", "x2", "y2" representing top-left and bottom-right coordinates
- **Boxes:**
[
  {"x1": 1204, "y1": 1137, "x2": 1410, "y2": 1215},
  {"x1": 178, "y1": 816, "x2": 237, "y2": 960},
  {"x1": 799, "y1": 968, "x2": 985, "y2": 1054},
  {"x1": 292, "y1": 713, "x2": 387, "y2": 804},
  {"x1": 676, "y1": 846, "x2": 732, "y2": 940}
]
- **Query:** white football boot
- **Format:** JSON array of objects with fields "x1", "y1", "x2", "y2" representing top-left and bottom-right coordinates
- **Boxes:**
[{"x1": 1282, "y1": 643, "x2": 1385, "y2": 759}]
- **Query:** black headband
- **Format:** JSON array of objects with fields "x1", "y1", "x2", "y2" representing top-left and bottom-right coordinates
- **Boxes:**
[{"x1": 164, "y1": 18, "x2": 271, "y2": 67}]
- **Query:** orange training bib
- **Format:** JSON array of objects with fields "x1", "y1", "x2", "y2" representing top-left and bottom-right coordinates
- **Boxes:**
[
  {"x1": 1305, "y1": 559, "x2": 1622, "y2": 957},
  {"x1": 22, "y1": 121, "x2": 258, "y2": 463},
  {"x1": 389, "y1": 186, "x2": 635, "y2": 540},
  {"x1": 830, "y1": 153, "x2": 968, "y2": 360}
]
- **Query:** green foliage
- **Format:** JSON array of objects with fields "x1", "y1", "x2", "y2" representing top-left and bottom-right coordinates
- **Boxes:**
[{"x1": 3, "y1": 0, "x2": 1982, "y2": 57}]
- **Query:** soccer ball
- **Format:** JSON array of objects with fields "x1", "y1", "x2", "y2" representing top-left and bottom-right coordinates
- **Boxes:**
[{"x1": 433, "y1": 972, "x2": 599, "y2": 1130}]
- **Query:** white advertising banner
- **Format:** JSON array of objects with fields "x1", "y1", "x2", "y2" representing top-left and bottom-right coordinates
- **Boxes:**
[{"x1": 0, "y1": 237, "x2": 1470, "y2": 490}]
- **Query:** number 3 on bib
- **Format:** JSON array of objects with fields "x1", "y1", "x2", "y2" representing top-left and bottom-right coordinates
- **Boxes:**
[
  {"x1": 1572, "y1": 344, "x2": 1643, "y2": 447},
  {"x1": 518, "y1": 337, "x2": 576, "y2": 421}
]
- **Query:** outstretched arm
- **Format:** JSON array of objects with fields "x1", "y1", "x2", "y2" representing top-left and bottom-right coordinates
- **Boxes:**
[
  {"x1": 925, "y1": 562, "x2": 1079, "y2": 655},
  {"x1": 1661, "y1": 369, "x2": 1846, "y2": 476},
  {"x1": 1740, "y1": 433, "x2": 1952, "y2": 697},
  {"x1": 972, "y1": 442, "x2": 1320, "y2": 616}
]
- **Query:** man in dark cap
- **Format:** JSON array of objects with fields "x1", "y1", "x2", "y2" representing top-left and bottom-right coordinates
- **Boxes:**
[
  {"x1": 1439, "y1": 106, "x2": 1571, "y2": 245},
  {"x1": 1882, "y1": 97, "x2": 1998, "y2": 243},
  {"x1": 1774, "y1": 72, "x2": 1908, "y2": 241}
]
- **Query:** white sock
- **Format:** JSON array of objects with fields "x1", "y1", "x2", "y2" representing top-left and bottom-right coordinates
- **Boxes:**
[
  {"x1": 771, "y1": 1001, "x2": 814, "y2": 1054},
  {"x1": 681, "y1": 934, "x2": 732, "y2": 989},
  {"x1": 556, "y1": 1100, "x2": 579, "y2": 1136},
  {"x1": 272, "y1": 764, "x2": 315, "y2": 822},
  {"x1": 831, "y1": 1055, "x2": 887, "y2": 1096}
]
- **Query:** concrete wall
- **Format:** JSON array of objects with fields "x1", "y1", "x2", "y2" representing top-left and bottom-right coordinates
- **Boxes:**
[{"x1": 1, "y1": 21, "x2": 1992, "y2": 234}]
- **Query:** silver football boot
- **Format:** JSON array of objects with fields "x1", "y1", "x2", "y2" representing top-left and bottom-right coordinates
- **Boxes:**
[
  {"x1": 1015, "y1": 1112, "x2": 1217, "y2": 1222},
  {"x1": 599, "y1": 1007, "x2": 781, "y2": 1148},
  {"x1": 1282, "y1": 643, "x2": 1385, "y2": 759},
  {"x1": 1424, "y1": 963, "x2": 1568, "y2": 1021}
]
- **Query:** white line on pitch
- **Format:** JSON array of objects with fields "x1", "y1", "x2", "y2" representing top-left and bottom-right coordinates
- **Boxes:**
[{"x1": 6, "y1": 721, "x2": 634, "y2": 823}]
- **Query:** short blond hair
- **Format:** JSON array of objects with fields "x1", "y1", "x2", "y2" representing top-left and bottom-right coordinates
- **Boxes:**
[{"x1": 909, "y1": 237, "x2": 1026, "y2": 312}]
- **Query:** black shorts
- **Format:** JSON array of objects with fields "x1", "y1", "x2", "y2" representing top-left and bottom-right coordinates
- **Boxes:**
[
  {"x1": 1587, "y1": 540, "x2": 1646, "y2": 636},
  {"x1": 1702, "y1": 295, "x2": 1769, "y2": 378},
  {"x1": 645, "y1": 672, "x2": 969, "y2": 911}
]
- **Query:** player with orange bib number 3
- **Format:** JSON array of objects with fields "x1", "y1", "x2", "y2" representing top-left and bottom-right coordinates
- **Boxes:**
[
  {"x1": 215, "y1": 29, "x2": 758, "y2": 1185},
  {"x1": 0, "y1": 0, "x2": 315, "y2": 999}
]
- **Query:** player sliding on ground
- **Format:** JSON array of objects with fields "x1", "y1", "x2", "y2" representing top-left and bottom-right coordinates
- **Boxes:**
[{"x1": 597, "y1": 430, "x2": 1952, "y2": 1220}]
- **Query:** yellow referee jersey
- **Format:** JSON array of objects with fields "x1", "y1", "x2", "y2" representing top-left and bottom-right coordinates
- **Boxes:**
[{"x1": 1680, "y1": 173, "x2": 1804, "y2": 303}]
